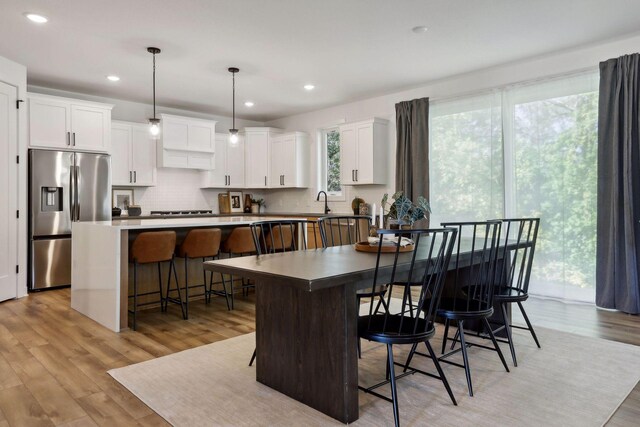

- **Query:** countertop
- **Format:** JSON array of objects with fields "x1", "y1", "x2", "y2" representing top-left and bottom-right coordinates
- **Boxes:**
[
  {"x1": 112, "y1": 212, "x2": 349, "y2": 220},
  {"x1": 81, "y1": 215, "x2": 308, "y2": 230}
]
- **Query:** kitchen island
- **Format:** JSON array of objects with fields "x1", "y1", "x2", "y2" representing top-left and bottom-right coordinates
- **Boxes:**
[{"x1": 71, "y1": 216, "x2": 302, "y2": 332}]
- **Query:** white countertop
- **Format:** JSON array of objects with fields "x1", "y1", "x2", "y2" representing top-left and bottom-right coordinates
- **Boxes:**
[{"x1": 79, "y1": 216, "x2": 305, "y2": 230}]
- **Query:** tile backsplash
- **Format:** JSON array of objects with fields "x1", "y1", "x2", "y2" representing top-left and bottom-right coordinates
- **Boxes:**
[{"x1": 128, "y1": 168, "x2": 262, "y2": 214}]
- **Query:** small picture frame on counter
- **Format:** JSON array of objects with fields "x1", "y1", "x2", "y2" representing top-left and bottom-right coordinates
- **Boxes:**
[
  {"x1": 228, "y1": 191, "x2": 244, "y2": 213},
  {"x1": 112, "y1": 188, "x2": 134, "y2": 214}
]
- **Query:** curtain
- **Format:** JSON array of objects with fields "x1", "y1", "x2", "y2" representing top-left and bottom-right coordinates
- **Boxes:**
[
  {"x1": 395, "y1": 97, "x2": 429, "y2": 226},
  {"x1": 596, "y1": 53, "x2": 640, "y2": 314}
]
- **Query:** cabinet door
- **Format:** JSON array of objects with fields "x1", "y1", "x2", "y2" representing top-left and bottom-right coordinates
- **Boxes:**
[
  {"x1": 270, "y1": 136, "x2": 285, "y2": 187},
  {"x1": 70, "y1": 104, "x2": 110, "y2": 152},
  {"x1": 111, "y1": 124, "x2": 132, "y2": 186},
  {"x1": 162, "y1": 117, "x2": 189, "y2": 150},
  {"x1": 280, "y1": 134, "x2": 297, "y2": 187},
  {"x1": 28, "y1": 97, "x2": 71, "y2": 149},
  {"x1": 339, "y1": 124, "x2": 357, "y2": 185},
  {"x1": 131, "y1": 126, "x2": 156, "y2": 186},
  {"x1": 205, "y1": 134, "x2": 229, "y2": 187},
  {"x1": 188, "y1": 122, "x2": 215, "y2": 151},
  {"x1": 227, "y1": 134, "x2": 245, "y2": 188},
  {"x1": 245, "y1": 131, "x2": 270, "y2": 188},
  {"x1": 355, "y1": 122, "x2": 374, "y2": 184}
]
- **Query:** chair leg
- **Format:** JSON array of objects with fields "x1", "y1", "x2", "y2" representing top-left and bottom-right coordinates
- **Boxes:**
[
  {"x1": 457, "y1": 320, "x2": 473, "y2": 397},
  {"x1": 249, "y1": 348, "x2": 256, "y2": 366},
  {"x1": 230, "y1": 275, "x2": 235, "y2": 310},
  {"x1": 483, "y1": 317, "x2": 510, "y2": 373},
  {"x1": 441, "y1": 318, "x2": 450, "y2": 355},
  {"x1": 387, "y1": 344, "x2": 400, "y2": 427},
  {"x1": 157, "y1": 262, "x2": 164, "y2": 310},
  {"x1": 165, "y1": 259, "x2": 173, "y2": 312},
  {"x1": 450, "y1": 327, "x2": 460, "y2": 351},
  {"x1": 500, "y1": 302, "x2": 518, "y2": 367},
  {"x1": 425, "y1": 340, "x2": 457, "y2": 406},
  {"x1": 132, "y1": 261, "x2": 138, "y2": 331},
  {"x1": 517, "y1": 301, "x2": 541, "y2": 348},
  {"x1": 403, "y1": 342, "x2": 418, "y2": 373},
  {"x1": 183, "y1": 256, "x2": 189, "y2": 320},
  {"x1": 203, "y1": 257, "x2": 209, "y2": 304},
  {"x1": 357, "y1": 337, "x2": 362, "y2": 359}
]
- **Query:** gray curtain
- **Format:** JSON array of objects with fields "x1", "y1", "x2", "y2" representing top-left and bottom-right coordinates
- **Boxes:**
[
  {"x1": 395, "y1": 97, "x2": 429, "y2": 226},
  {"x1": 596, "y1": 54, "x2": 640, "y2": 314}
]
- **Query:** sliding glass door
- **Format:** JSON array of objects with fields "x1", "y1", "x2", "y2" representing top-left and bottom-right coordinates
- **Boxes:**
[{"x1": 430, "y1": 73, "x2": 599, "y2": 302}]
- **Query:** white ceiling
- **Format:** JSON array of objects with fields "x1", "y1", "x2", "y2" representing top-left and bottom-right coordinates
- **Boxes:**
[{"x1": 1, "y1": 0, "x2": 640, "y2": 121}]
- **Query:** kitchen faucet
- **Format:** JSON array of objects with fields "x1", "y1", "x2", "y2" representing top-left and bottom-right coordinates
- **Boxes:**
[{"x1": 316, "y1": 191, "x2": 331, "y2": 214}]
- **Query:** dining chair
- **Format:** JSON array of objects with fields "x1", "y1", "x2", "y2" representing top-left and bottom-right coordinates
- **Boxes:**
[
  {"x1": 318, "y1": 215, "x2": 387, "y2": 356},
  {"x1": 404, "y1": 220, "x2": 510, "y2": 397},
  {"x1": 488, "y1": 218, "x2": 541, "y2": 367},
  {"x1": 358, "y1": 228, "x2": 458, "y2": 427},
  {"x1": 247, "y1": 219, "x2": 319, "y2": 366}
]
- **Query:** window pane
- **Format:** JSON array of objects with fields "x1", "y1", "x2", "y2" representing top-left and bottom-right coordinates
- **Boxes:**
[
  {"x1": 429, "y1": 94, "x2": 504, "y2": 227},
  {"x1": 507, "y1": 74, "x2": 598, "y2": 302},
  {"x1": 326, "y1": 130, "x2": 341, "y2": 194}
]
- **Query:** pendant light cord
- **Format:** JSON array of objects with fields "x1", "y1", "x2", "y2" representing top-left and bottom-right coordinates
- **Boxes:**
[
  {"x1": 152, "y1": 52, "x2": 157, "y2": 119},
  {"x1": 232, "y1": 70, "x2": 236, "y2": 130}
]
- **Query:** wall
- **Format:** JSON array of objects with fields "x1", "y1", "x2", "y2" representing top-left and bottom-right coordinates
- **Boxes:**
[
  {"x1": 265, "y1": 32, "x2": 640, "y2": 215},
  {"x1": 28, "y1": 85, "x2": 264, "y2": 213},
  {"x1": 0, "y1": 55, "x2": 28, "y2": 297}
]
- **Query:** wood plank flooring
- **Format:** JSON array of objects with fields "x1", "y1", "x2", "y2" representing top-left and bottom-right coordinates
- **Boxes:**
[{"x1": 0, "y1": 288, "x2": 637, "y2": 426}]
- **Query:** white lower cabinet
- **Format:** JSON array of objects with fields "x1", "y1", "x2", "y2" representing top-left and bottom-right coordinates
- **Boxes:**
[
  {"x1": 201, "y1": 133, "x2": 245, "y2": 188},
  {"x1": 111, "y1": 121, "x2": 157, "y2": 186}
]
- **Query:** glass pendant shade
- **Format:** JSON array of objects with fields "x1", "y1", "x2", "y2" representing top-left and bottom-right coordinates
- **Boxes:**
[{"x1": 229, "y1": 129, "x2": 239, "y2": 145}]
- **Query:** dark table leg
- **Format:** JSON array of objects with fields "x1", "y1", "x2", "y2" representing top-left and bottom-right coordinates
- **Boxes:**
[{"x1": 255, "y1": 280, "x2": 359, "y2": 423}]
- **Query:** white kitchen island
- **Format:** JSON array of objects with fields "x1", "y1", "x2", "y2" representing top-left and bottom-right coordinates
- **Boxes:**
[{"x1": 71, "y1": 216, "x2": 298, "y2": 332}]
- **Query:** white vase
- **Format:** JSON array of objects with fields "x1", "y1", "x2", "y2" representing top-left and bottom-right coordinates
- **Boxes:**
[{"x1": 251, "y1": 204, "x2": 260, "y2": 214}]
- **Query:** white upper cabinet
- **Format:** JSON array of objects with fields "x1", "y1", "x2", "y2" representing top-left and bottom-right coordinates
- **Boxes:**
[
  {"x1": 157, "y1": 113, "x2": 216, "y2": 170},
  {"x1": 28, "y1": 93, "x2": 112, "y2": 152},
  {"x1": 201, "y1": 133, "x2": 245, "y2": 188},
  {"x1": 244, "y1": 127, "x2": 281, "y2": 188},
  {"x1": 270, "y1": 132, "x2": 309, "y2": 188},
  {"x1": 111, "y1": 121, "x2": 157, "y2": 186},
  {"x1": 339, "y1": 117, "x2": 388, "y2": 185}
]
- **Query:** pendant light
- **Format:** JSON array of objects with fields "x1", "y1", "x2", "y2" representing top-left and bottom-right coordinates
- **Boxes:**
[
  {"x1": 228, "y1": 67, "x2": 239, "y2": 145},
  {"x1": 147, "y1": 47, "x2": 161, "y2": 138}
]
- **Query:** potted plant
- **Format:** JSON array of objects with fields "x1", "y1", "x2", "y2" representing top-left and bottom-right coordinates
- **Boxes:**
[
  {"x1": 380, "y1": 191, "x2": 431, "y2": 228},
  {"x1": 351, "y1": 197, "x2": 364, "y2": 215},
  {"x1": 251, "y1": 198, "x2": 265, "y2": 214}
]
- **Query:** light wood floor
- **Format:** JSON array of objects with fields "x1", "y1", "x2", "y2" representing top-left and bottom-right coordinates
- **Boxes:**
[{"x1": 0, "y1": 289, "x2": 638, "y2": 426}]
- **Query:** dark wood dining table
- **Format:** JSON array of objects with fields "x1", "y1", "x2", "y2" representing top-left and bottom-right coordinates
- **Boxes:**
[{"x1": 203, "y1": 237, "x2": 504, "y2": 424}]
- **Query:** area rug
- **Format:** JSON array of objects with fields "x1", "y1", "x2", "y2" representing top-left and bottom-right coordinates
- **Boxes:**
[{"x1": 109, "y1": 326, "x2": 640, "y2": 427}]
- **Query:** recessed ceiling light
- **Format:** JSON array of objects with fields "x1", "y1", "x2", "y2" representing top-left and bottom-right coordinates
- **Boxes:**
[
  {"x1": 106, "y1": 75, "x2": 120, "y2": 82},
  {"x1": 411, "y1": 25, "x2": 428, "y2": 34},
  {"x1": 304, "y1": 84, "x2": 315, "y2": 91},
  {"x1": 244, "y1": 101, "x2": 254, "y2": 107},
  {"x1": 24, "y1": 13, "x2": 48, "y2": 24}
]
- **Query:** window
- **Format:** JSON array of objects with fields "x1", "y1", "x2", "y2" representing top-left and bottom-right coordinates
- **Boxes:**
[
  {"x1": 320, "y1": 128, "x2": 342, "y2": 197},
  {"x1": 429, "y1": 72, "x2": 599, "y2": 302}
]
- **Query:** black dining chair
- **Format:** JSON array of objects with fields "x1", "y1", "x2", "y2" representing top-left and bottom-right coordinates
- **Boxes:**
[
  {"x1": 358, "y1": 228, "x2": 458, "y2": 427},
  {"x1": 404, "y1": 220, "x2": 510, "y2": 397},
  {"x1": 318, "y1": 215, "x2": 386, "y2": 357},
  {"x1": 488, "y1": 218, "x2": 541, "y2": 367},
  {"x1": 247, "y1": 219, "x2": 319, "y2": 366}
]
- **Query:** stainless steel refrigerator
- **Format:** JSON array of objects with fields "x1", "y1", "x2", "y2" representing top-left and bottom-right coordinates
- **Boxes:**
[{"x1": 29, "y1": 149, "x2": 111, "y2": 290}]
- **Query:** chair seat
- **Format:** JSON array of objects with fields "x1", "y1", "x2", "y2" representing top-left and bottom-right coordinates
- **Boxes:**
[
  {"x1": 358, "y1": 315, "x2": 435, "y2": 345},
  {"x1": 494, "y1": 286, "x2": 528, "y2": 303},
  {"x1": 435, "y1": 297, "x2": 493, "y2": 320}
]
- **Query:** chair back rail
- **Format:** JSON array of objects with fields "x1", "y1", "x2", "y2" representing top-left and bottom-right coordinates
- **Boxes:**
[
  {"x1": 250, "y1": 219, "x2": 319, "y2": 254},
  {"x1": 318, "y1": 215, "x2": 372, "y2": 247},
  {"x1": 493, "y1": 218, "x2": 540, "y2": 294}
]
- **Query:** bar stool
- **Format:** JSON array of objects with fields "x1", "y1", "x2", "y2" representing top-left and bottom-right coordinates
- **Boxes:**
[
  {"x1": 176, "y1": 228, "x2": 231, "y2": 316},
  {"x1": 222, "y1": 226, "x2": 258, "y2": 308},
  {"x1": 129, "y1": 231, "x2": 181, "y2": 331}
]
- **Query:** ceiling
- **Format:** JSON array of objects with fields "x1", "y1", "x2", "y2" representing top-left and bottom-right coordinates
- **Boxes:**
[{"x1": 1, "y1": 0, "x2": 640, "y2": 121}]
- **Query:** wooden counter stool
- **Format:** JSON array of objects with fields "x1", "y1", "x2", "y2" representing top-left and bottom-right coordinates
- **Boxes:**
[
  {"x1": 176, "y1": 228, "x2": 231, "y2": 316},
  {"x1": 129, "y1": 231, "x2": 180, "y2": 331},
  {"x1": 222, "y1": 226, "x2": 258, "y2": 308}
]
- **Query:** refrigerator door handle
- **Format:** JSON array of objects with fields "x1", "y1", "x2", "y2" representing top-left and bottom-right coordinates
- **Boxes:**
[
  {"x1": 75, "y1": 165, "x2": 80, "y2": 220},
  {"x1": 69, "y1": 165, "x2": 75, "y2": 222}
]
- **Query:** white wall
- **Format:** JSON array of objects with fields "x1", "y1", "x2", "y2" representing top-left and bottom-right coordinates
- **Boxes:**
[
  {"x1": 265, "y1": 32, "x2": 640, "y2": 215},
  {"x1": 28, "y1": 85, "x2": 264, "y2": 214},
  {"x1": 0, "y1": 55, "x2": 28, "y2": 297}
]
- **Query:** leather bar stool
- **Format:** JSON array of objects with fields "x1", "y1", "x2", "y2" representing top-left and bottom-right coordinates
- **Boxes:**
[
  {"x1": 176, "y1": 228, "x2": 231, "y2": 316},
  {"x1": 221, "y1": 226, "x2": 259, "y2": 308},
  {"x1": 129, "y1": 231, "x2": 181, "y2": 330}
]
